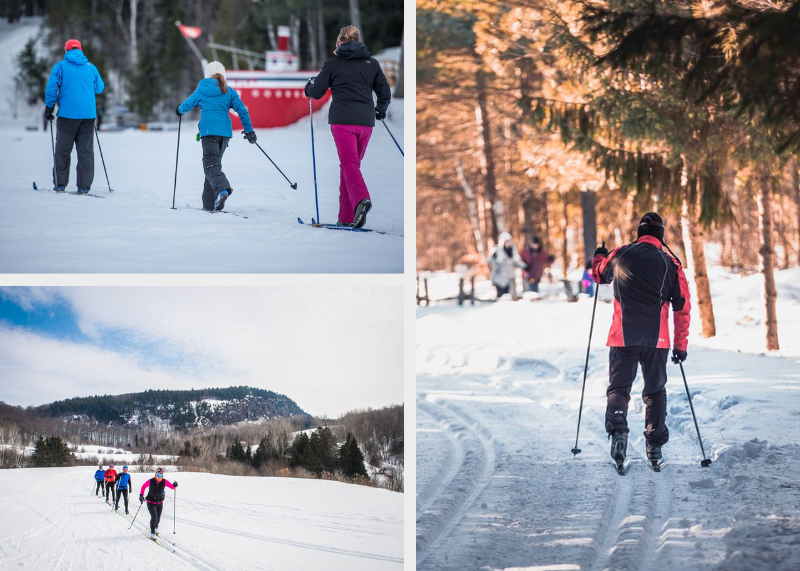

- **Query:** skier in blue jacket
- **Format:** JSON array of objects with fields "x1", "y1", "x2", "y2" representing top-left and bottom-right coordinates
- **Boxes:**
[
  {"x1": 114, "y1": 465, "x2": 133, "y2": 514},
  {"x1": 44, "y1": 39, "x2": 105, "y2": 194},
  {"x1": 177, "y1": 61, "x2": 256, "y2": 211},
  {"x1": 94, "y1": 465, "x2": 105, "y2": 497}
]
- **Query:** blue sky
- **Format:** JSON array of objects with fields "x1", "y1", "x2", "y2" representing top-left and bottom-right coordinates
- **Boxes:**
[{"x1": 0, "y1": 287, "x2": 404, "y2": 416}]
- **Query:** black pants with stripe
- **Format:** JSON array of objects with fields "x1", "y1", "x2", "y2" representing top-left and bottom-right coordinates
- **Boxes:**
[
  {"x1": 54, "y1": 117, "x2": 95, "y2": 190},
  {"x1": 146, "y1": 501, "x2": 164, "y2": 533},
  {"x1": 605, "y1": 346, "x2": 670, "y2": 447},
  {"x1": 201, "y1": 135, "x2": 231, "y2": 210},
  {"x1": 115, "y1": 488, "x2": 129, "y2": 511}
]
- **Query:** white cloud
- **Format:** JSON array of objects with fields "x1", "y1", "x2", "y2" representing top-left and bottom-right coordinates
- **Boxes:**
[
  {"x1": 0, "y1": 286, "x2": 58, "y2": 312},
  {"x1": 0, "y1": 287, "x2": 404, "y2": 417}
]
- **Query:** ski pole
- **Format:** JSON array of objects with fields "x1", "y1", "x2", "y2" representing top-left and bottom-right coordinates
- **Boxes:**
[
  {"x1": 94, "y1": 123, "x2": 113, "y2": 192},
  {"x1": 381, "y1": 119, "x2": 404, "y2": 156},
  {"x1": 678, "y1": 362, "x2": 712, "y2": 467},
  {"x1": 309, "y1": 97, "x2": 320, "y2": 224},
  {"x1": 49, "y1": 120, "x2": 56, "y2": 189},
  {"x1": 572, "y1": 242, "x2": 604, "y2": 457},
  {"x1": 246, "y1": 134, "x2": 298, "y2": 189},
  {"x1": 129, "y1": 499, "x2": 144, "y2": 530},
  {"x1": 173, "y1": 487, "x2": 176, "y2": 534},
  {"x1": 171, "y1": 115, "x2": 181, "y2": 210}
]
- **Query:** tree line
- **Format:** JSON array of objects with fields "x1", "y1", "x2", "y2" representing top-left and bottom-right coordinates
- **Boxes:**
[{"x1": 417, "y1": 0, "x2": 800, "y2": 351}]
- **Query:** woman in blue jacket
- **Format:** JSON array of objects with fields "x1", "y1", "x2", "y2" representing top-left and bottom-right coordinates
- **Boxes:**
[
  {"x1": 94, "y1": 465, "x2": 105, "y2": 497},
  {"x1": 177, "y1": 61, "x2": 257, "y2": 211}
]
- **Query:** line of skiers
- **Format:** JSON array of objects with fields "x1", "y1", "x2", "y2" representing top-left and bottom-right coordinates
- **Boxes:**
[
  {"x1": 45, "y1": 24, "x2": 391, "y2": 228},
  {"x1": 93, "y1": 465, "x2": 178, "y2": 538}
]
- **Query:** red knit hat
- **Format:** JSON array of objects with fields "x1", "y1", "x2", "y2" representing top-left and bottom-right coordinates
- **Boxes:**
[{"x1": 65, "y1": 39, "x2": 82, "y2": 51}]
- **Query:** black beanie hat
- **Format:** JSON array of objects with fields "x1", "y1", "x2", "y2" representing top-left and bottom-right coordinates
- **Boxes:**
[{"x1": 637, "y1": 212, "x2": 665, "y2": 242}]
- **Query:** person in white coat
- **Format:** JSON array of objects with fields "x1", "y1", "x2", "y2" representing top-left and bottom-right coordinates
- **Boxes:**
[{"x1": 489, "y1": 232, "x2": 527, "y2": 299}]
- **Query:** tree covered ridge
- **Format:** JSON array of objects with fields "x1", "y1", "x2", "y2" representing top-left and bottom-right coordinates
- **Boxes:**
[{"x1": 41, "y1": 386, "x2": 307, "y2": 426}]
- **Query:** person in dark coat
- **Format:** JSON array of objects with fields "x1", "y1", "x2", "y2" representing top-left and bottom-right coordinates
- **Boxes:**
[
  {"x1": 305, "y1": 25, "x2": 392, "y2": 228},
  {"x1": 519, "y1": 237, "x2": 550, "y2": 293},
  {"x1": 592, "y1": 212, "x2": 691, "y2": 467},
  {"x1": 44, "y1": 39, "x2": 105, "y2": 194}
]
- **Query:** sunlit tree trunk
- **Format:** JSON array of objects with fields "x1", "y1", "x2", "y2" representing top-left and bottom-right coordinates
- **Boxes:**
[
  {"x1": 475, "y1": 67, "x2": 504, "y2": 241},
  {"x1": 756, "y1": 164, "x2": 780, "y2": 350}
]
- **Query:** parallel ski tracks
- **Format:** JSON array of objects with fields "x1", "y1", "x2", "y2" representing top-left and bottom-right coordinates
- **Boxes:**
[{"x1": 415, "y1": 396, "x2": 499, "y2": 569}]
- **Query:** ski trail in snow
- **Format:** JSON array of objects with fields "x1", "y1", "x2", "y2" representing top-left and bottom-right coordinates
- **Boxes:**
[
  {"x1": 415, "y1": 402, "x2": 465, "y2": 517},
  {"x1": 416, "y1": 397, "x2": 498, "y2": 568}
]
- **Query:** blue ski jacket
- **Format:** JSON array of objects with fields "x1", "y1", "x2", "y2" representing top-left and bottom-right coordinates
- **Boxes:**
[
  {"x1": 178, "y1": 78, "x2": 253, "y2": 138},
  {"x1": 45, "y1": 49, "x2": 104, "y2": 119},
  {"x1": 94, "y1": 469, "x2": 105, "y2": 481},
  {"x1": 115, "y1": 472, "x2": 132, "y2": 490}
]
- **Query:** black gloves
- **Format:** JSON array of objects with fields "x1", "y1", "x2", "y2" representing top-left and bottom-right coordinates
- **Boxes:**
[
  {"x1": 44, "y1": 106, "x2": 54, "y2": 121},
  {"x1": 243, "y1": 131, "x2": 257, "y2": 144},
  {"x1": 375, "y1": 109, "x2": 386, "y2": 121},
  {"x1": 175, "y1": 106, "x2": 182, "y2": 117},
  {"x1": 671, "y1": 349, "x2": 688, "y2": 364},
  {"x1": 139, "y1": 494, "x2": 144, "y2": 503},
  {"x1": 304, "y1": 76, "x2": 316, "y2": 97},
  {"x1": 594, "y1": 246, "x2": 609, "y2": 257},
  {"x1": 173, "y1": 481, "x2": 178, "y2": 488}
]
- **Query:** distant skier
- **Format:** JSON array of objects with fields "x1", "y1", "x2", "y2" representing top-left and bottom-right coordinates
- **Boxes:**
[
  {"x1": 139, "y1": 467, "x2": 178, "y2": 538},
  {"x1": 114, "y1": 465, "x2": 133, "y2": 514},
  {"x1": 94, "y1": 464, "x2": 105, "y2": 496},
  {"x1": 489, "y1": 232, "x2": 527, "y2": 299},
  {"x1": 304, "y1": 25, "x2": 392, "y2": 228},
  {"x1": 592, "y1": 212, "x2": 691, "y2": 470},
  {"x1": 44, "y1": 39, "x2": 105, "y2": 194},
  {"x1": 177, "y1": 61, "x2": 256, "y2": 212},
  {"x1": 103, "y1": 464, "x2": 117, "y2": 501},
  {"x1": 519, "y1": 236, "x2": 550, "y2": 293}
]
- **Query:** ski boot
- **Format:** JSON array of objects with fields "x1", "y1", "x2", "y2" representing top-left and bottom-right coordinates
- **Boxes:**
[
  {"x1": 646, "y1": 444, "x2": 662, "y2": 472},
  {"x1": 54, "y1": 186, "x2": 66, "y2": 193},
  {"x1": 150, "y1": 531, "x2": 156, "y2": 540},
  {"x1": 76, "y1": 188, "x2": 90, "y2": 194},
  {"x1": 214, "y1": 189, "x2": 229, "y2": 211},
  {"x1": 336, "y1": 220, "x2": 352, "y2": 227},
  {"x1": 353, "y1": 199, "x2": 372, "y2": 228},
  {"x1": 610, "y1": 432, "x2": 628, "y2": 475}
]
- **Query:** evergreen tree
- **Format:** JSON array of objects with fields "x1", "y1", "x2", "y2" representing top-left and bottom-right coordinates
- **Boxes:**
[
  {"x1": 15, "y1": 37, "x2": 48, "y2": 106},
  {"x1": 339, "y1": 433, "x2": 369, "y2": 478},
  {"x1": 31, "y1": 435, "x2": 73, "y2": 467},
  {"x1": 228, "y1": 441, "x2": 246, "y2": 463},
  {"x1": 289, "y1": 433, "x2": 309, "y2": 468}
]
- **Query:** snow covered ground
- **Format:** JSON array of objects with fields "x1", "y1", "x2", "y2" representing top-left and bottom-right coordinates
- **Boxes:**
[
  {"x1": 0, "y1": 20, "x2": 404, "y2": 273},
  {"x1": 0, "y1": 466, "x2": 403, "y2": 570},
  {"x1": 417, "y1": 266, "x2": 800, "y2": 571}
]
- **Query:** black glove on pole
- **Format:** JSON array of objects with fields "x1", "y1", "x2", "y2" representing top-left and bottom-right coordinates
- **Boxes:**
[
  {"x1": 572, "y1": 241, "x2": 605, "y2": 456},
  {"x1": 678, "y1": 361, "x2": 712, "y2": 467},
  {"x1": 381, "y1": 119, "x2": 404, "y2": 157},
  {"x1": 171, "y1": 114, "x2": 181, "y2": 209},
  {"x1": 44, "y1": 106, "x2": 54, "y2": 121},
  {"x1": 129, "y1": 498, "x2": 144, "y2": 530},
  {"x1": 94, "y1": 123, "x2": 114, "y2": 192}
]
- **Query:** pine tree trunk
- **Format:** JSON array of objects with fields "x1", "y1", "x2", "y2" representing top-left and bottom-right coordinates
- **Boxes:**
[
  {"x1": 793, "y1": 163, "x2": 800, "y2": 267},
  {"x1": 475, "y1": 66, "x2": 503, "y2": 240},
  {"x1": 681, "y1": 166, "x2": 716, "y2": 338},
  {"x1": 581, "y1": 190, "x2": 597, "y2": 264},
  {"x1": 316, "y1": 0, "x2": 326, "y2": 65},
  {"x1": 756, "y1": 165, "x2": 780, "y2": 350},
  {"x1": 457, "y1": 161, "x2": 488, "y2": 267},
  {"x1": 348, "y1": 0, "x2": 362, "y2": 36},
  {"x1": 130, "y1": 0, "x2": 138, "y2": 67},
  {"x1": 393, "y1": 29, "x2": 404, "y2": 98},
  {"x1": 561, "y1": 191, "x2": 569, "y2": 275}
]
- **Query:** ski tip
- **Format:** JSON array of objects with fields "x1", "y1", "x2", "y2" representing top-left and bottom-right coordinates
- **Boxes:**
[
  {"x1": 312, "y1": 218, "x2": 317, "y2": 224},
  {"x1": 570, "y1": 448, "x2": 582, "y2": 456},
  {"x1": 297, "y1": 217, "x2": 304, "y2": 224},
  {"x1": 33, "y1": 181, "x2": 37, "y2": 190},
  {"x1": 700, "y1": 459, "x2": 712, "y2": 468}
]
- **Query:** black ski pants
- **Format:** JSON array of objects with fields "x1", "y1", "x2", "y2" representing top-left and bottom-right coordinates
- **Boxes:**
[
  {"x1": 105, "y1": 481, "x2": 114, "y2": 500},
  {"x1": 54, "y1": 117, "x2": 95, "y2": 190},
  {"x1": 606, "y1": 346, "x2": 670, "y2": 447},
  {"x1": 115, "y1": 488, "x2": 129, "y2": 512},
  {"x1": 146, "y1": 501, "x2": 164, "y2": 533},
  {"x1": 95, "y1": 480, "x2": 103, "y2": 495},
  {"x1": 201, "y1": 135, "x2": 232, "y2": 210}
]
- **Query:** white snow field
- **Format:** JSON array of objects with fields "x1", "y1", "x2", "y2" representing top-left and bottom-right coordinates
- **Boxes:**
[
  {"x1": 0, "y1": 20, "x2": 404, "y2": 273},
  {"x1": 417, "y1": 266, "x2": 800, "y2": 571},
  {"x1": 0, "y1": 467, "x2": 403, "y2": 570}
]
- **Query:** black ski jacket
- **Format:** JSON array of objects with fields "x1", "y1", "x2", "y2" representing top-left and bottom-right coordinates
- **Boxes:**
[{"x1": 305, "y1": 41, "x2": 391, "y2": 127}]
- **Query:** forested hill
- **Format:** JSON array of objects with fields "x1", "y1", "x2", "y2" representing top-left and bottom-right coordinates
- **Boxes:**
[{"x1": 39, "y1": 386, "x2": 308, "y2": 428}]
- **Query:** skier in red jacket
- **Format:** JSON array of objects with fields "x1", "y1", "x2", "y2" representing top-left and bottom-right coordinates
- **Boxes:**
[
  {"x1": 103, "y1": 464, "x2": 117, "y2": 502},
  {"x1": 139, "y1": 467, "x2": 178, "y2": 538},
  {"x1": 592, "y1": 212, "x2": 691, "y2": 469}
]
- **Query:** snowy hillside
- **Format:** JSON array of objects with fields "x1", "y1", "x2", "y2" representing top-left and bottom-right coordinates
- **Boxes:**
[
  {"x1": 0, "y1": 467, "x2": 402, "y2": 570},
  {"x1": 417, "y1": 266, "x2": 800, "y2": 571}
]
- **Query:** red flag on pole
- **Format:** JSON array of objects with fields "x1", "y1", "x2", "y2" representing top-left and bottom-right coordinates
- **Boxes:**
[{"x1": 177, "y1": 24, "x2": 202, "y2": 39}]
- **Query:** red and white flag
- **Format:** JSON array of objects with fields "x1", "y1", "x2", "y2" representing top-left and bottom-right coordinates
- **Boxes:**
[{"x1": 178, "y1": 24, "x2": 202, "y2": 39}]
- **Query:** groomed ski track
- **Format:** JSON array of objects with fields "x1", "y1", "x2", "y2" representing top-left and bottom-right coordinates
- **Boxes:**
[
  {"x1": 417, "y1": 280, "x2": 800, "y2": 571},
  {"x1": 0, "y1": 468, "x2": 403, "y2": 570}
]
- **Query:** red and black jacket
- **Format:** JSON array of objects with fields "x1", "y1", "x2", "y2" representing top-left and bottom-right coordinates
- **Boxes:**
[{"x1": 592, "y1": 235, "x2": 691, "y2": 351}]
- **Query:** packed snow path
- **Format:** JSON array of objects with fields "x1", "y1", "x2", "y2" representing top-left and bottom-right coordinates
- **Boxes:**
[
  {"x1": 0, "y1": 106, "x2": 404, "y2": 273},
  {"x1": 0, "y1": 468, "x2": 403, "y2": 570},
  {"x1": 417, "y1": 276, "x2": 800, "y2": 571}
]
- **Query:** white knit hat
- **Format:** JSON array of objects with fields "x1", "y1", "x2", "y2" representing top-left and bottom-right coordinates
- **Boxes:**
[{"x1": 205, "y1": 61, "x2": 226, "y2": 79}]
